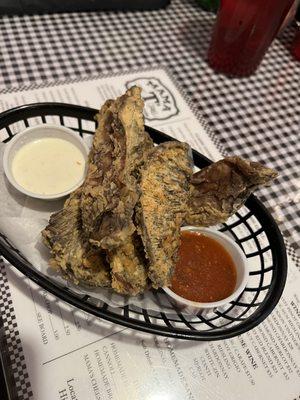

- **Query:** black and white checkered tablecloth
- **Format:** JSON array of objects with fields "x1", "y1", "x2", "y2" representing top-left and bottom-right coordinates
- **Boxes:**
[
  {"x1": 0, "y1": 0, "x2": 299, "y2": 251},
  {"x1": 0, "y1": 3, "x2": 299, "y2": 399}
]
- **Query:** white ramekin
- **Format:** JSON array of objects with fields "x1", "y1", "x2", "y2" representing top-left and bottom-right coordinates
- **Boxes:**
[
  {"x1": 163, "y1": 226, "x2": 249, "y2": 315},
  {"x1": 3, "y1": 124, "x2": 89, "y2": 200}
]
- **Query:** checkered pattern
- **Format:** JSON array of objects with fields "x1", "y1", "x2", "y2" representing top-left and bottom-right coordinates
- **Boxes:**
[
  {"x1": 0, "y1": 260, "x2": 33, "y2": 399},
  {"x1": 0, "y1": 0, "x2": 299, "y2": 252},
  {"x1": 286, "y1": 240, "x2": 300, "y2": 273},
  {"x1": 0, "y1": 2, "x2": 299, "y2": 398}
]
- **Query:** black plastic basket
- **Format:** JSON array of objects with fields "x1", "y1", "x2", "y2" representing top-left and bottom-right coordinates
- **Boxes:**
[{"x1": 0, "y1": 103, "x2": 287, "y2": 341}]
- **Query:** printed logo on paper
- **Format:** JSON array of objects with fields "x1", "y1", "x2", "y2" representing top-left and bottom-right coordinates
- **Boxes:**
[{"x1": 126, "y1": 78, "x2": 179, "y2": 121}]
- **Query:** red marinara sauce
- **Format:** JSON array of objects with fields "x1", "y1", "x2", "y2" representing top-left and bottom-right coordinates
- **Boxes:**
[{"x1": 171, "y1": 231, "x2": 237, "y2": 303}]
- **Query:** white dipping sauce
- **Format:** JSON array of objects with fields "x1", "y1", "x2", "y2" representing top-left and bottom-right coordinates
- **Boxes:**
[{"x1": 12, "y1": 137, "x2": 85, "y2": 195}]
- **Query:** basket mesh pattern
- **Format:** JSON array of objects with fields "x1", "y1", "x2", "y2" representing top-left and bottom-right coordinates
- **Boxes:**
[{"x1": 0, "y1": 103, "x2": 287, "y2": 340}]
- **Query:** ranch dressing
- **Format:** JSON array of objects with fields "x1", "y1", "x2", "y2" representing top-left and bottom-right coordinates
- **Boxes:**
[{"x1": 12, "y1": 137, "x2": 85, "y2": 195}]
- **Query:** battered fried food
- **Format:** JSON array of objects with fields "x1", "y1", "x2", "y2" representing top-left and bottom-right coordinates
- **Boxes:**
[
  {"x1": 81, "y1": 86, "x2": 153, "y2": 250},
  {"x1": 186, "y1": 156, "x2": 278, "y2": 227},
  {"x1": 80, "y1": 86, "x2": 153, "y2": 294},
  {"x1": 136, "y1": 142, "x2": 193, "y2": 288},
  {"x1": 41, "y1": 87, "x2": 278, "y2": 297},
  {"x1": 109, "y1": 234, "x2": 148, "y2": 296},
  {"x1": 42, "y1": 189, "x2": 111, "y2": 287}
]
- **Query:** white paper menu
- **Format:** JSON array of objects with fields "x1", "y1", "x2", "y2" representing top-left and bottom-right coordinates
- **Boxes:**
[{"x1": 0, "y1": 68, "x2": 300, "y2": 400}]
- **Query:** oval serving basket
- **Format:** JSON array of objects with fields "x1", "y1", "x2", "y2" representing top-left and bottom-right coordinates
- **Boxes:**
[{"x1": 0, "y1": 103, "x2": 287, "y2": 341}]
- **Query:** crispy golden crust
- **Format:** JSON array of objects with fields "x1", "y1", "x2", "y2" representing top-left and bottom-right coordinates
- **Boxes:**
[
  {"x1": 109, "y1": 234, "x2": 148, "y2": 296},
  {"x1": 42, "y1": 88, "x2": 278, "y2": 296},
  {"x1": 81, "y1": 86, "x2": 153, "y2": 250},
  {"x1": 42, "y1": 189, "x2": 111, "y2": 287},
  {"x1": 79, "y1": 86, "x2": 153, "y2": 294},
  {"x1": 136, "y1": 142, "x2": 193, "y2": 288},
  {"x1": 42, "y1": 87, "x2": 153, "y2": 294}
]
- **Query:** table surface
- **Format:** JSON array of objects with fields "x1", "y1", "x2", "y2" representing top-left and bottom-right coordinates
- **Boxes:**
[
  {"x1": 0, "y1": 0, "x2": 299, "y2": 253},
  {"x1": 0, "y1": 2, "x2": 299, "y2": 399}
]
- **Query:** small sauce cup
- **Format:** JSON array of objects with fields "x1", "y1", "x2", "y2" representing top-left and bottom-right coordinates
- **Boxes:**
[
  {"x1": 3, "y1": 124, "x2": 89, "y2": 200},
  {"x1": 163, "y1": 226, "x2": 249, "y2": 315}
]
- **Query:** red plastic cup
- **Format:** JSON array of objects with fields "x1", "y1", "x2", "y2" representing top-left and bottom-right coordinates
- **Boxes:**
[
  {"x1": 208, "y1": 0, "x2": 295, "y2": 76},
  {"x1": 291, "y1": 29, "x2": 300, "y2": 61}
]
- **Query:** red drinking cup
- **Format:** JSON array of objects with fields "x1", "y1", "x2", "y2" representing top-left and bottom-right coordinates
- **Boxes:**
[
  {"x1": 208, "y1": 0, "x2": 295, "y2": 76},
  {"x1": 291, "y1": 29, "x2": 300, "y2": 61}
]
